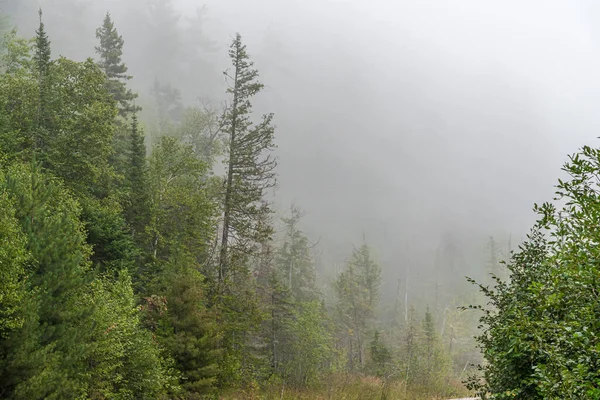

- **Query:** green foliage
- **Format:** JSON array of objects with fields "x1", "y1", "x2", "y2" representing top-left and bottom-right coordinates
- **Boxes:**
[
  {"x1": 0, "y1": 163, "x2": 93, "y2": 398},
  {"x1": 177, "y1": 105, "x2": 223, "y2": 165},
  {"x1": 212, "y1": 35, "x2": 281, "y2": 383},
  {"x1": 0, "y1": 190, "x2": 28, "y2": 336},
  {"x1": 124, "y1": 114, "x2": 151, "y2": 239},
  {"x1": 144, "y1": 260, "x2": 220, "y2": 398},
  {"x1": 0, "y1": 49, "x2": 117, "y2": 194},
  {"x1": 219, "y1": 33, "x2": 277, "y2": 284},
  {"x1": 146, "y1": 136, "x2": 216, "y2": 263},
  {"x1": 0, "y1": 164, "x2": 174, "y2": 399},
  {"x1": 33, "y1": 9, "x2": 51, "y2": 76},
  {"x1": 95, "y1": 12, "x2": 140, "y2": 117},
  {"x1": 0, "y1": 13, "x2": 473, "y2": 400},
  {"x1": 80, "y1": 195, "x2": 138, "y2": 274},
  {"x1": 0, "y1": 31, "x2": 33, "y2": 74},
  {"x1": 84, "y1": 272, "x2": 176, "y2": 399},
  {"x1": 471, "y1": 144, "x2": 600, "y2": 399},
  {"x1": 398, "y1": 307, "x2": 451, "y2": 396},
  {"x1": 369, "y1": 330, "x2": 392, "y2": 378},
  {"x1": 334, "y1": 243, "x2": 381, "y2": 371},
  {"x1": 283, "y1": 300, "x2": 335, "y2": 386},
  {"x1": 0, "y1": 12, "x2": 13, "y2": 58},
  {"x1": 278, "y1": 205, "x2": 317, "y2": 302},
  {"x1": 43, "y1": 57, "x2": 117, "y2": 194}
]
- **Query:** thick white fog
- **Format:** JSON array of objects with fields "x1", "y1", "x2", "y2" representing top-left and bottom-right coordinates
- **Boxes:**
[{"x1": 7, "y1": 0, "x2": 600, "y2": 296}]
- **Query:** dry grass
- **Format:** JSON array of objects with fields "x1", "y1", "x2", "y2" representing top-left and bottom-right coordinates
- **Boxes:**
[{"x1": 220, "y1": 374, "x2": 472, "y2": 400}]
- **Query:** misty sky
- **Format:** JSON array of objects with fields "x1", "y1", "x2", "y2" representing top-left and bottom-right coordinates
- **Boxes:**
[{"x1": 8, "y1": 0, "x2": 600, "y2": 290}]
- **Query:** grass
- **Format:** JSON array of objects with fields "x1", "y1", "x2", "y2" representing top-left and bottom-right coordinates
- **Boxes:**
[{"x1": 220, "y1": 374, "x2": 473, "y2": 400}]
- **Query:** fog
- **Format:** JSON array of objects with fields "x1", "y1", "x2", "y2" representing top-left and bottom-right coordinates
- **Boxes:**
[{"x1": 7, "y1": 0, "x2": 600, "y2": 301}]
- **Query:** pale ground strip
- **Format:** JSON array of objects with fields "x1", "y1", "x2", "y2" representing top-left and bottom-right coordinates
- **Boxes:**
[{"x1": 447, "y1": 398, "x2": 478, "y2": 400}]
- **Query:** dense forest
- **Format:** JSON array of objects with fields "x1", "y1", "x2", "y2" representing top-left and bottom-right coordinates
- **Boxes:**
[
  {"x1": 0, "y1": 4, "x2": 488, "y2": 399},
  {"x1": 5, "y1": 1, "x2": 600, "y2": 400}
]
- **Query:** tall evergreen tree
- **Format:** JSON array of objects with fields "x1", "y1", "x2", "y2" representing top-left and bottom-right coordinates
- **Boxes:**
[
  {"x1": 95, "y1": 12, "x2": 139, "y2": 117},
  {"x1": 33, "y1": 8, "x2": 51, "y2": 152},
  {"x1": 125, "y1": 113, "x2": 150, "y2": 238},
  {"x1": 219, "y1": 33, "x2": 277, "y2": 285},
  {"x1": 33, "y1": 9, "x2": 50, "y2": 76}
]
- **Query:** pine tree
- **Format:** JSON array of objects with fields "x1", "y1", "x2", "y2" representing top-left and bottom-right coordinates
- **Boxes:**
[
  {"x1": 0, "y1": 163, "x2": 92, "y2": 398},
  {"x1": 219, "y1": 33, "x2": 277, "y2": 285},
  {"x1": 95, "y1": 12, "x2": 139, "y2": 117},
  {"x1": 125, "y1": 113, "x2": 150, "y2": 238}
]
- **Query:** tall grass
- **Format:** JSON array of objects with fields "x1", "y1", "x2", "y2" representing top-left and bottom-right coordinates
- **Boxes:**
[{"x1": 220, "y1": 373, "x2": 472, "y2": 400}]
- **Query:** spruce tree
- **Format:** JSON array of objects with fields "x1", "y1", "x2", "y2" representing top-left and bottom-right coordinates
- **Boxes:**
[
  {"x1": 219, "y1": 33, "x2": 277, "y2": 284},
  {"x1": 33, "y1": 9, "x2": 50, "y2": 76},
  {"x1": 155, "y1": 262, "x2": 220, "y2": 397},
  {"x1": 33, "y1": 8, "x2": 51, "y2": 152},
  {"x1": 369, "y1": 330, "x2": 392, "y2": 377},
  {"x1": 125, "y1": 113, "x2": 150, "y2": 238},
  {"x1": 95, "y1": 12, "x2": 139, "y2": 117}
]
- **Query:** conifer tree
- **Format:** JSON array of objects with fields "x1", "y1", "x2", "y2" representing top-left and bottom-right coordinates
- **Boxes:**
[
  {"x1": 219, "y1": 33, "x2": 277, "y2": 284},
  {"x1": 369, "y1": 330, "x2": 392, "y2": 377},
  {"x1": 277, "y1": 205, "x2": 316, "y2": 301},
  {"x1": 0, "y1": 164, "x2": 173, "y2": 398},
  {"x1": 334, "y1": 243, "x2": 381, "y2": 370},
  {"x1": 33, "y1": 9, "x2": 50, "y2": 77},
  {"x1": 0, "y1": 163, "x2": 93, "y2": 398},
  {"x1": 95, "y1": 12, "x2": 139, "y2": 117},
  {"x1": 125, "y1": 113, "x2": 150, "y2": 238},
  {"x1": 154, "y1": 262, "x2": 220, "y2": 397},
  {"x1": 33, "y1": 8, "x2": 51, "y2": 152}
]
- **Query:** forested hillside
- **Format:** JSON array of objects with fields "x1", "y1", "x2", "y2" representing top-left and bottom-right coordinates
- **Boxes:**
[
  {"x1": 10, "y1": 2, "x2": 600, "y2": 400},
  {"x1": 0, "y1": 6, "x2": 483, "y2": 399}
]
